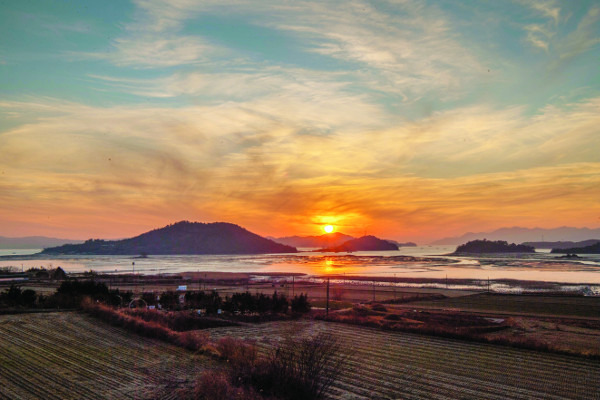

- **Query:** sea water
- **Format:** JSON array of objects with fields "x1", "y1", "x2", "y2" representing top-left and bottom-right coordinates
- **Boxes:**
[{"x1": 1, "y1": 247, "x2": 599, "y2": 289}]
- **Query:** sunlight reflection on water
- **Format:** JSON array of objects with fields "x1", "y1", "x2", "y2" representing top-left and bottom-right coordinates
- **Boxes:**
[{"x1": 1, "y1": 247, "x2": 599, "y2": 287}]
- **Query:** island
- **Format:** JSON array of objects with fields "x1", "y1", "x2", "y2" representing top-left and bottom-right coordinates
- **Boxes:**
[
  {"x1": 522, "y1": 239, "x2": 600, "y2": 249},
  {"x1": 551, "y1": 242, "x2": 600, "y2": 255},
  {"x1": 41, "y1": 221, "x2": 297, "y2": 255},
  {"x1": 271, "y1": 232, "x2": 355, "y2": 248},
  {"x1": 316, "y1": 235, "x2": 399, "y2": 252},
  {"x1": 453, "y1": 239, "x2": 535, "y2": 254},
  {"x1": 386, "y1": 240, "x2": 418, "y2": 247}
]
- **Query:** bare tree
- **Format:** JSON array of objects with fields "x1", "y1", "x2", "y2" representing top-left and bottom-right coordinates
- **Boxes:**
[{"x1": 266, "y1": 332, "x2": 348, "y2": 399}]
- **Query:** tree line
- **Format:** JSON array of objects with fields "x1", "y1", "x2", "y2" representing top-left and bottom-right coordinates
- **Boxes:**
[{"x1": 0, "y1": 280, "x2": 311, "y2": 315}]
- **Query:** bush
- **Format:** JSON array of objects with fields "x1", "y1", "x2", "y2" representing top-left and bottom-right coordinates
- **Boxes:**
[
  {"x1": 291, "y1": 293, "x2": 311, "y2": 313},
  {"x1": 191, "y1": 370, "x2": 263, "y2": 400},
  {"x1": 0, "y1": 286, "x2": 42, "y2": 308},
  {"x1": 370, "y1": 303, "x2": 387, "y2": 312},
  {"x1": 124, "y1": 309, "x2": 238, "y2": 331},
  {"x1": 254, "y1": 332, "x2": 347, "y2": 400},
  {"x1": 217, "y1": 337, "x2": 257, "y2": 372}
]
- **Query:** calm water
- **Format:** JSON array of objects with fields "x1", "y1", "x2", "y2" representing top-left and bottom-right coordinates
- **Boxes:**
[{"x1": 1, "y1": 247, "x2": 600, "y2": 290}]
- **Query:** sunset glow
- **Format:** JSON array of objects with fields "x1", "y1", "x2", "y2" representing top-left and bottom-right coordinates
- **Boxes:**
[{"x1": 1, "y1": 1, "x2": 599, "y2": 242}]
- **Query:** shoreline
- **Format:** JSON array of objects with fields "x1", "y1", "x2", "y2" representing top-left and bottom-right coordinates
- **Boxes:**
[{"x1": 2, "y1": 248, "x2": 599, "y2": 293}]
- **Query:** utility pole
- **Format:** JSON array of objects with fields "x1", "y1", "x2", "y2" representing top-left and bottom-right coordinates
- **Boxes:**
[
  {"x1": 372, "y1": 280, "x2": 375, "y2": 302},
  {"x1": 292, "y1": 276, "x2": 295, "y2": 297},
  {"x1": 326, "y1": 278, "x2": 330, "y2": 316}
]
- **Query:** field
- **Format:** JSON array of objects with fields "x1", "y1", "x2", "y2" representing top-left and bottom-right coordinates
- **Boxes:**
[
  {"x1": 1, "y1": 311, "x2": 600, "y2": 399},
  {"x1": 410, "y1": 293, "x2": 600, "y2": 318},
  {"x1": 0, "y1": 312, "x2": 212, "y2": 400},
  {"x1": 206, "y1": 320, "x2": 600, "y2": 400}
]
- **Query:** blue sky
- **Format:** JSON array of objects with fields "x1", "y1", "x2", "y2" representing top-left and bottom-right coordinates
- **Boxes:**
[{"x1": 1, "y1": 0, "x2": 599, "y2": 241}]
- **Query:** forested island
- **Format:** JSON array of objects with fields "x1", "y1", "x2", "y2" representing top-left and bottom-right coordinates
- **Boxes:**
[
  {"x1": 317, "y1": 235, "x2": 399, "y2": 252},
  {"x1": 41, "y1": 221, "x2": 297, "y2": 255},
  {"x1": 522, "y1": 239, "x2": 600, "y2": 249},
  {"x1": 551, "y1": 242, "x2": 600, "y2": 254},
  {"x1": 272, "y1": 232, "x2": 355, "y2": 248},
  {"x1": 454, "y1": 239, "x2": 535, "y2": 254}
]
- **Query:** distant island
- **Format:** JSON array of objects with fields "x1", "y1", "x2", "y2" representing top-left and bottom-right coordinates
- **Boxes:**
[
  {"x1": 454, "y1": 239, "x2": 535, "y2": 254},
  {"x1": 272, "y1": 233, "x2": 415, "y2": 248},
  {"x1": 386, "y1": 240, "x2": 417, "y2": 247},
  {"x1": 522, "y1": 239, "x2": 600, "y2": 249},
  {"x1": 0, "y1": 235, "x2": 84, "y2": 249},
  {"x1": 551, "y1": 242, "x2": 600, "y2": 255},
  {"x1": 432, "y1": 226, "x2": 600, "y2": 245},
  {"x1": 271, "y1": 232, "x2": 354, "y2": 248},
  {"x1": 41, "y1": 221, "x2": 297, "y2": 255},
  {"x1": 317, "y1": 235, "x2": 399, "y2": 252}
]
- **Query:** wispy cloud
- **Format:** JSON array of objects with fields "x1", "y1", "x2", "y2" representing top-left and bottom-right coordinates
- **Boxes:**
[
  {"x1": 2, "y1": 0, "x2": 599, "y2": 240},
  {"x1": 524, "y1": 24, "x2": 553, "y2": 51},
  {"x1": 517, "y1": 0, "x2": 561, "y2": 24},
  {"x1": 555, "y1": 5, "x2": 600, "y2": 62},
  {"x1": 265, "y1": 1, "x2": 484, "y2": 99},
  {"x1": 86, "y1": 35, "x2": 215, "y2": 68},
  {"x1": 2, "y1": 95, "x2": 599, "y2": 239},
  {"x1": 82, "y1": 0, "x2": 484, "y2": 98}
]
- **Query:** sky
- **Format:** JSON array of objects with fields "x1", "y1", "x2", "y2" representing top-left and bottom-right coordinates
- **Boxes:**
[{"x1": 1, "y1": 0, "x2": 599, "y2": 243}]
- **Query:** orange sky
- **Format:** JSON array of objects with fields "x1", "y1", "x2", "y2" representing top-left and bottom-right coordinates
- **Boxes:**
[{"x1": 1, "y1": 1, "x2": 600, "y2": 243}]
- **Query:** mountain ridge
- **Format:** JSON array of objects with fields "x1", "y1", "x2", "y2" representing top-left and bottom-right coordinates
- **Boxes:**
[
  {"x1": 270, "y1": 232, "x2": 356, "y2": 248},
  {"x1": 431, "y1": 227, "x2": 600, "y2": 245},
  {"x1": 41, "y1": 221, "x2": 297, "y2": 255},
  {"x1": 0, "y1": 236, "x2": 84, "y2": 249},
  {"x1": 317, "y1": 235, "x2": 399, "y2": 252}
]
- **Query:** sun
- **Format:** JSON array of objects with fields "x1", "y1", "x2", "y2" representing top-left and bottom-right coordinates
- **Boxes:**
[{"x1": 323, "y1": 225, "x2": 334, "y2": 233}]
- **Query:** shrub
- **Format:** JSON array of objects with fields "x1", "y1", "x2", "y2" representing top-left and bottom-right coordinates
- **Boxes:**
[
  {"x1": 291, "y1": 293, "x2": 311, "y2": 313},
  {"x1": 217, "y1": 337, "x2": 257, "y2": 370},
  {"x1": 177, "y1": 331, "x2": 209, "y2": 351},
  {"x1": 192, "y1": 370, "x2": 263, "y2": 400},
  {"x1": 370, "y1": 303, "x2": 387, "y2": 312},
  {"x1": 255, "y1": 332, "x2": 347, "y2": 400}
]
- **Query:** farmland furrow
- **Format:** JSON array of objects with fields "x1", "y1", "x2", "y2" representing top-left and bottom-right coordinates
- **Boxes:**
[
  {"x1": 335, "y1": 339, "x2": 572, "y2": 398},
  {"x1": 206, "y1": 320, "x2": 600, "y2": 400},
  {"x1": 0, "y1": 345, "x2": 72, "y2": 400},
  {"x1": 0, "y1": 313, "x2": 211, "y2": 400},
  {"x1": 0, "y1": 322, "x2": 141, "y2": 393},
  {"x1": 9, "y1": 321, "x2": 149, "y2": 384},
  {"x1": 306, "y1": 323, "x2": 599, "y2": 397},
  {"x1": 0, "y1": 331, "x2": 109, "y2": 399},
  {"x1": 337, "y1": 356, "x2": 570, "y2": 400}
]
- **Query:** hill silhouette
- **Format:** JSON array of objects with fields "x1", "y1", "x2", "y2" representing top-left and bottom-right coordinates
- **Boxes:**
[
  {"x1": 0, "y1": 236, "x2": 83, "y2": 249},
  {"x1": 272, "y1": 232, "x2": 355, "y2": 248},
  {"x1": 317, "y1": 235, "x2": 399, "y2": 252},
  {"x1": 41, "y1": 221, "x2": 297, "y2": 255},
  {"x1": 522, "y1": 239, "x2": 600, "y2": 249},
  {"x1": 432, "y1": 227, "x2": 600, "y2": 245},
  {"x1": 551, "y1": 242, "x2": 600, "y2": 254},
  {"x1": 454, "y1": 239, "x2": 535, "y2": 254}
]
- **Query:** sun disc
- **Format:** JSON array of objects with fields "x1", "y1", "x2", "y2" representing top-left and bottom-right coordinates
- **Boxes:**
[{"x1": 324, "y1": 225, "x2": 334, "y2": 233}]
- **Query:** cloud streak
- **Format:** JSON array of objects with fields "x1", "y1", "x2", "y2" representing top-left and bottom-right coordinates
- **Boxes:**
[
  {"x1": 1, "y1": 0, "x2": 599, "y2": 241},
  {"x1": 1, "y1": 93, "x2": 599, "y2": 240}
]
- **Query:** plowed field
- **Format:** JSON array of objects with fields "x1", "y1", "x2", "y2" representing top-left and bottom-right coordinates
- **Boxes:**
[
  {"x1": 0, "y1": 312, "x2": 211, "y2": 400},
  {"x1": 2, "y1": 312, "x2": 599, "y2": 400},
  {"x1": 207, "y1": 320, "x2": 600, "y2": 400}
]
